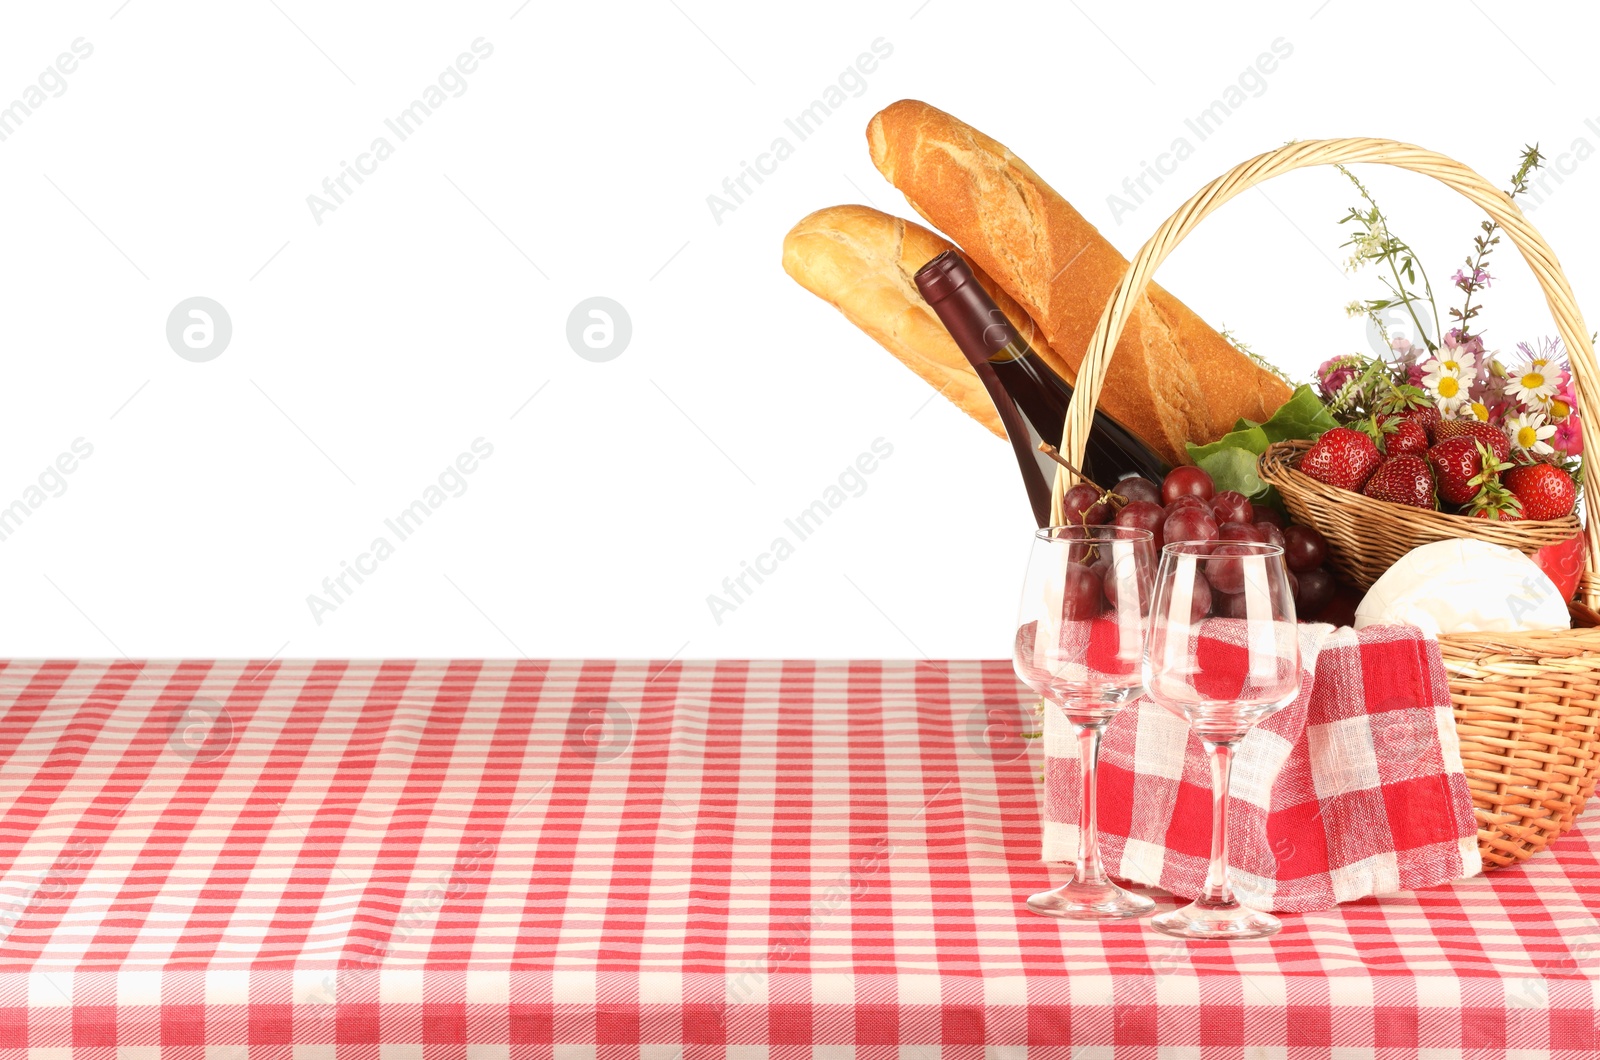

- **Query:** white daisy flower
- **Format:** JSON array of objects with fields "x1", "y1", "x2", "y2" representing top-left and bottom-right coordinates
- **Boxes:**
[
  {"x1": 1506, "y1": 361, "x2": 1558, "y2": 405},
  {"x1": 1468, "y1": 400, "x2": 1491, "y2": 422},
  {"x1": 1435, "y1": 391, "x2": 1469, "y2": 417},
  {"x1": 1505, "y1": 411, "x2": 1557, "y2": 456},
  {"x1": 1425, "y1": 351, "x2": 1478, "y2": 381},
  {"x1": 1428, "y1": 371, "x2": 1467, "y2": 405}
]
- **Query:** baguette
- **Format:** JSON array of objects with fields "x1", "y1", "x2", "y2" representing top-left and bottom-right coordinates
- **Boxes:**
[
  {"x1": 784, "y1": 204, "x2": 1113, "y2": 448},
  {"x1": 866, "y1": 99, "x2": 1291, "y2": 456}
]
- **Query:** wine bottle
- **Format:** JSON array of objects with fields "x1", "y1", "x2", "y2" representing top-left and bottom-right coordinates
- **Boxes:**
[{"x1": 914, "y1": 251, "x2": 1171, "y2": 526}]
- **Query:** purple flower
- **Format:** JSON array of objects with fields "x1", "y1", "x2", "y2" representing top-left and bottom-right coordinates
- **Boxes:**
[{"x1": 1452, "y1": 267, "x2": 1492, "y2": 290}]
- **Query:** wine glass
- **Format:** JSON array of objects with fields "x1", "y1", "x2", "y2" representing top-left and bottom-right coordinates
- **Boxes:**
[
  {"x1": 1015, "y1": 524, "x2": 1157, "y2": 920},
  {"x1": 1142, "y1": 539, "x2": 1302, "y2": 940}
]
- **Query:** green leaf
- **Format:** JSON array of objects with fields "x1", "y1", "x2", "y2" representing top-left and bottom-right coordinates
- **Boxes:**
[
  {"x1": 1185, "y1": 385, "x2": 1336, "y2": 506},
  {"x1": 1194, "y1": 447, "x2": 1267, "y2": 501},
  {"x1": 1256, "y1": 384, "x2": 1339, "y2": 443},
  {"x1": 1186, "y1": 424, "x2": 1271, "y2": 465}
]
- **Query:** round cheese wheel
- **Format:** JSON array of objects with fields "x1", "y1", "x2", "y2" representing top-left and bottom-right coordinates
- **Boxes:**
[{"x1": 1354, "y1": 538, "x2": 1570, "y2": 636}]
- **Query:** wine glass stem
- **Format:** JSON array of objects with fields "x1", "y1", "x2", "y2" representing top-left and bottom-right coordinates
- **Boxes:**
[
  {"x1": 1074, "y1": 720, "x2": 1108, "y2": 888},
  {"x1": 1201, "y1": 738, "x2": 1237, "y2": 905}
]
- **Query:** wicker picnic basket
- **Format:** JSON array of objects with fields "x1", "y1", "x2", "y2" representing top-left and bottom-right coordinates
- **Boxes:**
[{"x1": 1053, "y1": 138, "x2": 1600, "y2": 869}]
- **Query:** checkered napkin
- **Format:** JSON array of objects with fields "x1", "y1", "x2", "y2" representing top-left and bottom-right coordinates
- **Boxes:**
[{"x1": 1043, "y1": 621, "x2": 1484, "y2": 912}]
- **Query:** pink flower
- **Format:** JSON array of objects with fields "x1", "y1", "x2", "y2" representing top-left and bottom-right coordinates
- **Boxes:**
[
  {"x1": 1474, "y1": 370, "x2": 1508, "y2": 407},
  {"x1": 1554, "y1": 369, "x2": 1578, "y2": 413},
  {"x1": 1554, "y1": 414, "x2": 1584, "y2": 457},
  {"x1": 1442, "y1": 329, "x2": 1486, "y2": 358},
  {"x1": 1317, "y1": 356, "x2": 1360, "y2": 400}
]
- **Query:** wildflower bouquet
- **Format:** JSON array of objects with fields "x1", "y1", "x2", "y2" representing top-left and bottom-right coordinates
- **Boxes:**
[{"x1": 1299, "y1": 146, "x2": 1583, "y2": 524}]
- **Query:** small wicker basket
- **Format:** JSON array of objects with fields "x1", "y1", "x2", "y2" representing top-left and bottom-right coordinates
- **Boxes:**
[
  {"x1": 1259, "y1": 439, "x2": 1580, "y2": 591},
  {"x1": 1053, "y1": 138, "x2": 1600, "y2": 868}
]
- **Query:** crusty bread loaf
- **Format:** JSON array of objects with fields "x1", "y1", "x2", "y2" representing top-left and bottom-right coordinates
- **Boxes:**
[
  {"x1": 867, "y1": 99, "x2": 1291, "y2": 456},
  {"x1": 784, "y1": 204, "x2": 1114, "y2": 448}
]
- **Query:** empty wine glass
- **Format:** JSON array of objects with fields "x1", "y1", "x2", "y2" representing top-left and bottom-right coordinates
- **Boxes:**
[
  {"x1": 1015, "y1": 524, "x2": 1157, "y2": 920},
  {"x1": 1143, "y1": 539, "x2": 1302, "y2": 940}
]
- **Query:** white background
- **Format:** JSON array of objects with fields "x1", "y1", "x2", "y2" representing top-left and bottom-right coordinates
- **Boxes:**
[{"x1": 0, "y1": 0, "x2": 1595, "y2": 661}]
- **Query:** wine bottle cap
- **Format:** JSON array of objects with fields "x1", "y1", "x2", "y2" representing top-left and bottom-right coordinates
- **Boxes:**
[{"x1": 913, "y1": 250, "x2": 1019, "y2": 361}]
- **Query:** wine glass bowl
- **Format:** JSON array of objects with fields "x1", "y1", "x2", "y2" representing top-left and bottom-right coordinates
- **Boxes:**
[
  {"x1": 1014, "y1": 524, "x2": 1157, "y2": 919},
  {"x1": 1142, "y1": 538, "x2": 1302, "y2": 939}
]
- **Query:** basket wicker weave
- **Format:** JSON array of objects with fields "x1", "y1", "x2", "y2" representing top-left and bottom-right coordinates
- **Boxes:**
[
  {"x1": 1259, "y1": 439, "x2": 1580, "y2": 591},
  {"x1": 1053, "y1": 138, "x2": 1600, "y2": 868}
]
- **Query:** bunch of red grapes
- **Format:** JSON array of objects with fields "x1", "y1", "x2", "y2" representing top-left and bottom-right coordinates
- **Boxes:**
[{"x1": 1061, "y1": 466, "x2": 1340, "y2": 622}]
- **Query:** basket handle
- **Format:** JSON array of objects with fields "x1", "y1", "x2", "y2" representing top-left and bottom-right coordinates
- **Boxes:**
[{"x1": 1058, "y1": 137, "x2": 1600, "y2": 605}]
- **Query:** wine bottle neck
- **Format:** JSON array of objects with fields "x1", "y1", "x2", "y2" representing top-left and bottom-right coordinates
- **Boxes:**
[{"x1": 989, "y1": 339, "x2": 1033, "y2": 365}]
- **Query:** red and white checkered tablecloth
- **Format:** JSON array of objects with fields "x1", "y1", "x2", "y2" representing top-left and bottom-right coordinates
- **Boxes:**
[{"x1": 0, "y1": 659, "x2": 1596, "y2": 1057}]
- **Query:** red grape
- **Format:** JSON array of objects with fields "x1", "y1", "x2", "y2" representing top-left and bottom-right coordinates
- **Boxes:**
[
  {"x1": 1060, "y1": 562, "x2": 1104, "y2": 620},
  {"x1": 1218, "y1": 521, "x2": 1259, "y2": 542},
  {"x1": 1296, "y1": 567, "x2": 1336, "y2": 616},
  {"x1": 1162, "y1": 466, "x2": 1215, "y2": 505},
  {"x1": 1282, "y1": 525, "x2": 1328, "y2": 573},
  {"x1": 1114, "y1": 500, "x2": 1166, "y2": 550},
  {"x1": 1166, "y1": 495, "x2": 1208, "y2": 513},
  {"x1": 1162, "y1": 506, "x2": 1219, "y2": 546},
  {"x1": 1210, "y1": 490, "x2": 1253, "y2": 525},
  {"x1": 1204, "y1": 543, "x2": 1254, "y2": 594},
  {"x1": 1114, "y1": 476, "x2": 1162, "y2": 506},
  {"x1": 1213, "y1": 590, "x2": 1248, "y2": 618},
  {"x1": 1252, "y1": 508, "x2": 1285, "y2": 529},
  {"x1": 1257, "y1": 523, "x2": 1286, "y2": 549},
  {"x1": 1102, "y1": 560, "x2": 1149, "y2": 611},
  {"x1": 1062, "y1": 483, "x2": 1113, "y2": 525},
  {"x1": 1188, "y1": 575, "x2": 1213, "y2": 620},
  {"x1": 1318, "y1": 583, "x2": 1361, "y2": 627}
]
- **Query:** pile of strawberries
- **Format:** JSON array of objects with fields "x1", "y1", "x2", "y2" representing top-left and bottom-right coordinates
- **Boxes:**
[{"x1": 1301, "y1": 407, "x2": 1577, "y2": 521}]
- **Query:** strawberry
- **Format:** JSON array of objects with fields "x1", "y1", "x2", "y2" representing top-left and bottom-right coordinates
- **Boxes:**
[
  {"x1": 1404, "y1": 405, "x2": 1442, "y2": 442},
  {"x1": 1300, "y1": 427, "x2": 1383, "y2": 492},
  {"x1": 1533, "y1": 532, "x2": 1585, "y2": 600},
  {"x1": 1429, "y1": 438, "x2": 1511, "y2": 507},
  {"x1": 1361, "y1": 455, "x2": 1436, "y2": 509},
  {"x1": 1465, "y1": 474, "x2": 1523, "y2": 521},
  {"x1": 1503, "y1": 462, "x2": 1577, "y2": 520},
  {"x1": 1434, "y1": 419, "x2": 1511, "y2": 462},
  {"x1": 1376, "y1": 415, "x2": 1430, "y2": 458}
]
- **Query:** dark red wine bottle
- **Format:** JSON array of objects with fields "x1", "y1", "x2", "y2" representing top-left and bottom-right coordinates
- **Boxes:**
[{"x1": 914, "y1": 251, "x2": 1171, "y2": 526}]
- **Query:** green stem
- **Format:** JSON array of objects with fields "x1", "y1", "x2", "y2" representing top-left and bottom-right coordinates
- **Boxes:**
[
  {"x1": 1337, "y1": 163, "x2": 1439, "y2": 353},
  {"x1": 1386, "y1": 256, "x2": 1434, "y2": 354},
  {"x1": 1458, "y1": 243, "x2": 1489, "y2": 341}
]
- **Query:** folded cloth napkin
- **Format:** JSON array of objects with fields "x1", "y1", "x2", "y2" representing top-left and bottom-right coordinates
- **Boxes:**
[{"x1": 1042, "y1": 621, "x2": 1483, "y2": 912}]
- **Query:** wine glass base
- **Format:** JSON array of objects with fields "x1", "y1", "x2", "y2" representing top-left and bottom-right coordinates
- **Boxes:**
[
  {"x1": 1150, "y1": 896, "x2": 1280, "y2": 940},
  {"x1": 1026, "y1": 879, "x2": 1156, "y2": 920}
]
